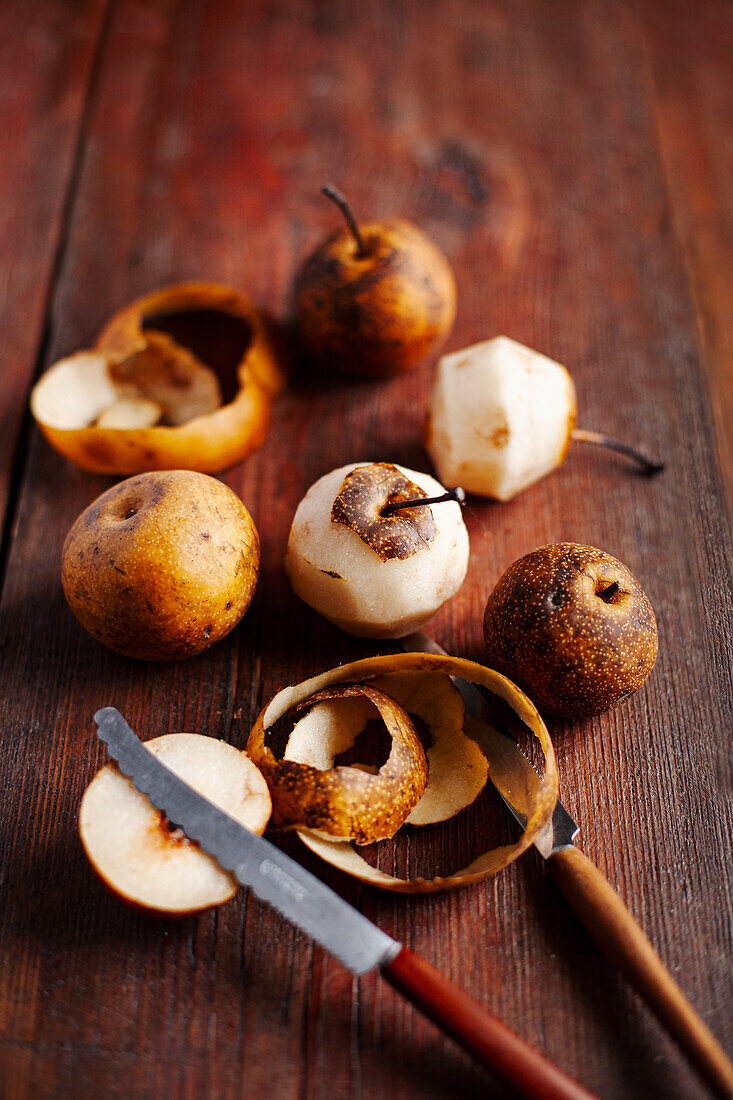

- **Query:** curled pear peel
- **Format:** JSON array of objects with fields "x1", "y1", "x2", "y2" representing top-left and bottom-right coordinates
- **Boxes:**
[
  {"x1": 247, "y1": 681, "x2": 428, "y2": 845},
  {"x1": 98, "y1": 282, "x2": 285, "y2": 398},
  {"x1": 284, "y1": 672, "x2": 489, "y2": 828},
  {"x1": 248, "y1": 653, "x2": 558, "y2": 893},
  {"x1": 31, "y1": 282, "x2": 284, "y2": 475}
]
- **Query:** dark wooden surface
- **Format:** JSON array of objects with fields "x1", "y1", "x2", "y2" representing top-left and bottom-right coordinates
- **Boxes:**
[{"x1": 1, "y1": 2, "x2": 731, "y2": 1098}]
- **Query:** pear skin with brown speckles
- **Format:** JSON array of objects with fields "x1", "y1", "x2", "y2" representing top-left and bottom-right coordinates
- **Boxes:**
[
  {"x1": 483, "y1": 543, "x2": 658, "y2": 718},
  {"x1": 62, "y1": 470, "x2": 259, "y2": 660},
  {"x1": 294, "y1": 220, "x2": 456, "y2": 378}
]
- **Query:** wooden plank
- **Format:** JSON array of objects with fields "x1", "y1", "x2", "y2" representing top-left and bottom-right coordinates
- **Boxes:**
[
  {"x1": 638, "y1": 0, "x2": 733, "y2": 506},
  {"x1": 0, "y1": 1, "x2": 731, "y2": 1098},
  {"x1": 0, "y1": 0, "x2": 108, "y2": 541}
]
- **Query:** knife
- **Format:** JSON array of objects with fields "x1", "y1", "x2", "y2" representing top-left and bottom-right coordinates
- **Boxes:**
[
  {"x1": 93, "y1": 706, "x2": 598, "y2": 1100},
  {"x1": 402, "y1": 634, "x2": 733, "y2": 1099}
]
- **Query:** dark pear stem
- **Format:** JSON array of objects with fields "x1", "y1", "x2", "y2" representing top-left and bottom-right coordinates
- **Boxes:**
[
  {"x1": 322, "y1": 184, "x2": 368, "y2": 258},
  {"x1": 382, "y1": 486, "x2": 466, "y2": 517},
  {"x1": 571, "y1": 429, "x2": 664, "y2": 475}
]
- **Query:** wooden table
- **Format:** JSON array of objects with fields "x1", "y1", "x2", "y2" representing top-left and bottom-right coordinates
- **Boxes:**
[{"x1": 1, "y1": 2, "x2": 731, "y2": 1097}]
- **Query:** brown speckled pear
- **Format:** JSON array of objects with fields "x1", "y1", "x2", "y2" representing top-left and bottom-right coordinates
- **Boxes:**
[
  {"x1": 62, "y1": 470, "x2": 259, "y2": 660},
  {"x1": 483, "y1": 543, "x2": 658, "y2": 718},
  {"x1": 294, "y1": 217, "x2": 456, "y2": 378}
]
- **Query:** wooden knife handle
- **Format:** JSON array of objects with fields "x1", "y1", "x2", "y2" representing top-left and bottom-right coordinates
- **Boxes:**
[
  {"x1": 548, "y1": 845, "x2": 733, "y2": 1098},
  {"x1": 381, "y1": 946, "x2": 599, "y2": 1100}
]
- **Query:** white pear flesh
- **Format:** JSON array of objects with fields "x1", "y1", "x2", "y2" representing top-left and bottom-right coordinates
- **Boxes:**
[
  {"x1": 96, "y1": 397, "x2": 162, "y2": 428},
  {"x1": 285, "y1": 463, "x2": 470, "y2": 638},
  {"x1": 30, "y1": 352, "x2": 122, "y2": 430},
  {"x1": 79, "y1": 734, "x2": 271, "y2": 915},
  {"x1": 427, "y1": 336, "x2": 577, "y2": 501}
]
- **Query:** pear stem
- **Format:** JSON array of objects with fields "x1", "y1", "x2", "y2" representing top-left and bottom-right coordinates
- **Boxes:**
[
  {"x1": 382, "y1": 486, "x2": 466, "y2": 517},
  {"x1": 571, "y1": 429, "x2": 664, "y2": 475},
  {"x1": 322, "y1": 184, "x2": 368, "y2": 258}
]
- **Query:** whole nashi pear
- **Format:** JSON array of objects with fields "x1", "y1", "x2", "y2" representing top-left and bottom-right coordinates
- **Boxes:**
[
  {"x1": 62, "y1": 470, "x2": 259, "y2": 660},
  {"x1": 483, "y1": 543, "x2": 658, "y2": 718}
]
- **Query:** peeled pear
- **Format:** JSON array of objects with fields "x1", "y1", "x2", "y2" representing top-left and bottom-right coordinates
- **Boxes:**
[
  {"x1": 426, "y1": 336, "x2": 576, "y2": 501},
  {"x1": 285, "y1": 462, "x2": 469, "y2": 638},
  {"x1": 427, "y1": 336, "x2": 663, "y2": 501}
]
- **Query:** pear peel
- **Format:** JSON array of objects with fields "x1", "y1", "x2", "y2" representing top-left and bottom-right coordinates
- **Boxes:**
[
  {"x1": 284, "y1": 672, "x2": 488, "y2": 828},
  {"x1": 30, "y1": 282, "x2": 284, "y2": 475},
  {"x1": 248, "y1": 682, "x2": 428, "y2": 845},
  {"x1": 249, "y1": 653, "x2": 558, "y2": 893}
]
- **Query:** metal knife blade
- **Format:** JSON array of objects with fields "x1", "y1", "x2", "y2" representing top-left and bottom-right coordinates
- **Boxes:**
[
  {"x1": 93, "y1": 707, "x2": 603, "y2": 1100},
  {"x1": 94, "y1": 707, "x2": 399, "y2": 975},
  {"x1": 400, "y1": 634, "x2": 579, "y2": 859}
]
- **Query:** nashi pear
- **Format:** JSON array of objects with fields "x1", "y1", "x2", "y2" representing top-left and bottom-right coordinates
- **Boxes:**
[
  {"x1": 285, "y1": 462, "x2": 469, "y2": 637},
  {"x1": 294, "y1": 189, "x2": 456, "y2": 378},
  {"x1": 426, "y1": 336, "x2": 576, "y2": 501},
  {"x1": 483, "y1": 543, "x2": 658, "y2": 718},
  {"x1": 62, "y1": 470, "x2": 259, "y2": 660}
]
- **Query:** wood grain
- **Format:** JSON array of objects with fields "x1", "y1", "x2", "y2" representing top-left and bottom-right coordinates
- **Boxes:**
[
  {"x1": 0, "y1": 0, "x2": 108, "y2": 537},
  {"x1": 548, "y1": 846, "x2": 733, "y2": 1098},
  {"x1": 0, "y1": 2, "x2": 731, "y2": 1099}
]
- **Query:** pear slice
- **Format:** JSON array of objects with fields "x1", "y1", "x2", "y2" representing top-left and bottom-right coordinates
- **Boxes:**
[
  {"x1": 95, "y1": 397, "x2": 162, "y2": 429},
  {"x1": 79, "y1": 733, "x2": 271, "y2": 915}
]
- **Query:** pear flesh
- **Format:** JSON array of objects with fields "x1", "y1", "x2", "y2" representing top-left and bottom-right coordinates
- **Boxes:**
[
  {"x1": 79, "y1": 733, "x2": 271, "y2": 914},
  {"x1": 286, "y1": 462, "x2": 469, "y2": 638},
  {"x1": 427, "y1": 336, "x2": 577, "y2": 501}
]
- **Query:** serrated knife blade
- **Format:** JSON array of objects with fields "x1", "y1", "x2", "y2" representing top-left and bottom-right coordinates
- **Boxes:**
[
  {"x1": 92, "y1": 706, "x2": 598, "y2": 1100},
  {"x1": 94, "y1": 706, "x2": 397, "y2": 975}
]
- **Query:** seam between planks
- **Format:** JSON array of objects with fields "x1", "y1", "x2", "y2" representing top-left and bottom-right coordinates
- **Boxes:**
[{"x1": 0, "y1": 0, "x2": 114, "y2": 610}]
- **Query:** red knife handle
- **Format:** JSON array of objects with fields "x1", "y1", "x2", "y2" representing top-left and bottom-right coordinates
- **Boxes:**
[
  {"x1": 381, "y1": 946, "x2": 598, "y2": 1100},
  {"x1": 548, "y1": 846, "x2": 733, "y2": 1099}
]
